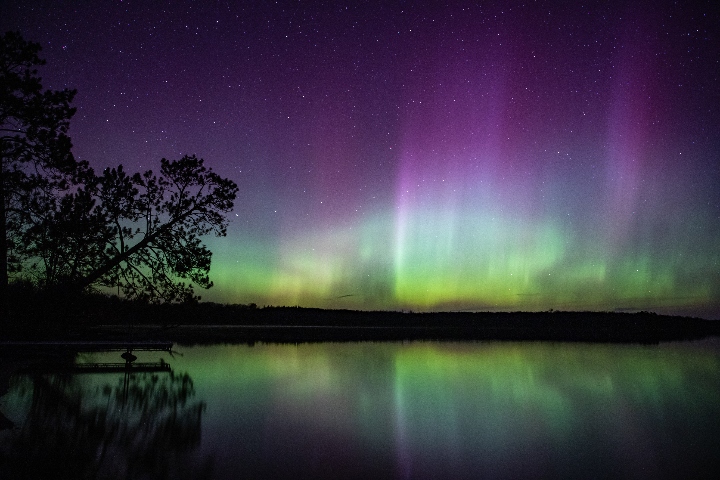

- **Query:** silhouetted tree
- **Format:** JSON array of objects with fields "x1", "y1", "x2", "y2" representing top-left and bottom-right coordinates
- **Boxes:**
[
  {"x1": 0, "y1": 31, "x2": 80, "y2": 312},
  {"x1": 21, "y1": 153, "x2": 238, "y2": 304},
  {"x1": 1, "y1": 33, "x2": 239, "y2": 306},
  {"x1": 72, "y1": 155, "x2": 238, "y2": 302}
]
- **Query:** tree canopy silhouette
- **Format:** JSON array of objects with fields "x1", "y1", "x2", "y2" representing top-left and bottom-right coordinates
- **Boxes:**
[
  {"x1": 1, "y1": 31, "x2": 80, "y2": 309},
  {"x1": 1, "y1": 32, "x2": 238, "y2": 306},
  {"x1": 71, "y1": 155, "x2": 238, "y2": 302}
]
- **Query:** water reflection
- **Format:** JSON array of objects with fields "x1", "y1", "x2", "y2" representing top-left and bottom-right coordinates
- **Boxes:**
[
  {"x1": 390, "y1": 342, "x2": 720, "y2": 479},
  {"x1": 2, "y1": 341, "x2": 719, "y2": 479},
  {"x1": 0, "y1": 352, "x2": 208, "y2": 479}
]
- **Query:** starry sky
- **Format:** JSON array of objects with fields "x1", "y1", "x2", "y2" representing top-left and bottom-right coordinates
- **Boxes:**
[{"x1": 3, "y1": 1, "x2": 719, "y2": 317}]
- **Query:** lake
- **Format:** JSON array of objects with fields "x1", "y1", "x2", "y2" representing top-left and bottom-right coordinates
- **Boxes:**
[{"x1": 2, "y1": 339, "x2": 719, "y2": 479}]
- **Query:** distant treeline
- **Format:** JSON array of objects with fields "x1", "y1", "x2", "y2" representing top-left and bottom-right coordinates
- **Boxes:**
[{"x1": 4, "y1": 285, "x2": 719, "y2": 345}]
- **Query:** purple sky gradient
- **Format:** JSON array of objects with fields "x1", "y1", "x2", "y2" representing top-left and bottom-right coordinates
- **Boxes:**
[{"x1": 3, "y1": 1, "x2": 719, "y2": 317}]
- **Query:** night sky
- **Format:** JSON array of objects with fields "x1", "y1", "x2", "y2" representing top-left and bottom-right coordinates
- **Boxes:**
[{"x1": 3, "y1": 1, "x2": 719, "y2": 317}]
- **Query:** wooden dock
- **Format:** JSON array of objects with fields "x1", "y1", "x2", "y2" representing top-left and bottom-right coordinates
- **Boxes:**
[{"x1": 32, "y1": 361, "x2": 172, "y2": 374}]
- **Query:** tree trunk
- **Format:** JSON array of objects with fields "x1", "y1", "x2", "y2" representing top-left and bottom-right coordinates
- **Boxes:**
[
  {"x1": 0, "y1": 163, "x2": 7, "y2": 318},
  {"x1": 72, "y1": 210, "x2": 191, "y2": 291}
]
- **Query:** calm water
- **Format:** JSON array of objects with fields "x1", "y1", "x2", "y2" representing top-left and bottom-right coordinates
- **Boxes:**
[{"x1": 2, "y1": 340, "x2": 720, "y2": 479}]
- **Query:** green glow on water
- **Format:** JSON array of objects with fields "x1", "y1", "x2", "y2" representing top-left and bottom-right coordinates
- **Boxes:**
[{"x1": 2, "y1": 341, "x2": 719, "y2": 478}]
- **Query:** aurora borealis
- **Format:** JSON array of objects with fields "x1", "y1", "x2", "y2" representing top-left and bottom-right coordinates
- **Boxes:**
[{"x1": 2, "y1": 1, "x2": 718, "y2": 316}]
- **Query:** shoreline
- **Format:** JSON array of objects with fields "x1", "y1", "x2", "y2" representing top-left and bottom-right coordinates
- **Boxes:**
[
  {"x1": 4, "y1": 322, "x2": 719, "y2": 347},
  {"x1": 3, "y1": 309, "x2": 719, "y2": 346}
]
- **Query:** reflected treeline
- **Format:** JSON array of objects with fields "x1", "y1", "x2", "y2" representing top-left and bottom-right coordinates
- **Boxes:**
[{"x1": 0, "y1": 368, "x2": 211, "y2": 479}]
